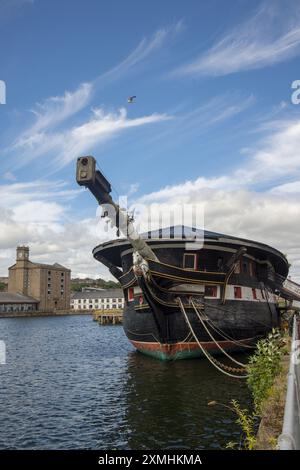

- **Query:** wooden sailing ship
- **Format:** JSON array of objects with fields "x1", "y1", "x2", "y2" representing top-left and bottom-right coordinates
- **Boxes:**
[{"x1": 76, "y1": 156, "x2": 297, "y2": 361}]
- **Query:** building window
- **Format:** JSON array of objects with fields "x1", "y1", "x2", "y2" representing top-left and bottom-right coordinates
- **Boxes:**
[
  {"x1": 183, "y1": 253, "x2": 197, "y2": 270},
  {"x1": 204, "y1": 286, "x2": 217, "y2": 297},
  {"x1": 234, "y1": 286, "x2": 242, "y2": 299},
  {"x1": 252, "y1": 288, "x2": 257, "y2": 300},
  {"x1": 242, "y1": 262, "x2": 247, "y2": 274}
]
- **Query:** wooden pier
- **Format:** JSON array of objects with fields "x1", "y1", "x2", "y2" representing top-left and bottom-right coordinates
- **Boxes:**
[{"x1": 93, "y1": 309, "x2": 123, "y2": 325}]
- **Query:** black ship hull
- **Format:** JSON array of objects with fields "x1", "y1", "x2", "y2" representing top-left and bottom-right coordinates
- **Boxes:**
[
  {"x1": 93, "y1": 228, "x2": 286, "y2": 360},
  {"x1": 122, "y1": 279, "x2": 279, "y2": 360}
]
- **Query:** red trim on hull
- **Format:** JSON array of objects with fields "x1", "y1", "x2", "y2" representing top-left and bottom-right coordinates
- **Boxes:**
[{"x1": 130, "y1": 338, "x2": 254, "y2": 358}]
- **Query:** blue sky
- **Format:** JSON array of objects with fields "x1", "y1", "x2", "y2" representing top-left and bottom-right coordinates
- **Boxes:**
[{"x1": 1, "y1": 0, "x2": 300, "y2": 280}]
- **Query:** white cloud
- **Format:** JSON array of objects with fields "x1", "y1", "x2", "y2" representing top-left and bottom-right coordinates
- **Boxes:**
[
  {"x1": 0, "y1": 180, "x2": 113, "y2": 278},
  {"x1": 0, "y1": 213, "x2": 111, "y2": 279},
  {"x1": 0, "y1": 20, "x2": 182, "y2": 277},
  {"x1": 94, "y1": 19, "x2": 184, "y2": 87},
  {"x1": 128, "y1": 183, "x2": 140, "y2": 196},
  {"x1": 134, "y1": 115, "x2": 300, "y2": 282},
  {"x1": 0, "y1": 180, "x2": 78, "y2": 207},
  {"x1": 236, "y1": 119, "x2": 300, "y2": 185},
  {"x1": 6, "y1": 21, "x2": 182, "y2": 171},
  {"x1": 270, "y1": 180, "x2": 300, "y2": 194},
  {"x1": 174, "y1": 1, "x2": 300, "y2": 76},
  {"x1": 143, "y1": 93, "x2": 255, "y2": 150},
  {"x1": 28, "y1": 83, "x2": 93, "y2": 134},
  {"x1": 135, "y1": 188, "x2": 300, "y2": 283},
  {"x1": 12, "y1": 201, "x2": 65, "y2": 223},
  {"x1": 2, "y1": 113, "x2": 300, "y2": 282},
  {"x1": 11, "y1": 107, "x2": 171, "y2": 171}
]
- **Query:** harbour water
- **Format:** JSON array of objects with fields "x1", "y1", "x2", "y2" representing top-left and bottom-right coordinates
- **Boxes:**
[{"x1": 0, "y1": 315, "x2": 251, "y2": 449}]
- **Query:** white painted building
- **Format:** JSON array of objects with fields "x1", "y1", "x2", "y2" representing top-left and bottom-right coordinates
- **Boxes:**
[{"x1": 71, "y1": 289, "x2": 124, "y2": 311}]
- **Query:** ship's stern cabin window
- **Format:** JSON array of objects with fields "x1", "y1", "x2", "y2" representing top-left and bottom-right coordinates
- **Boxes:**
[
  {"x1": 234, "y1": 286, "x2": 242, "y2": 299},
  {"x1": 234, "y1": 259, "x2": 257, "y2": 278},
  {"x1": 204, "y1": 285, "x2": 218, "y2": 298},
  {"x1": 183, "y1": 253, "x2": 197, "y2": 270}
]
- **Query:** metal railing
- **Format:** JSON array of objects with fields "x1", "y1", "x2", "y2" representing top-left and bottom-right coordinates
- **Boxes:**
[{"x1": 278, "y1": 316, "x2": 300, "y2": 450}]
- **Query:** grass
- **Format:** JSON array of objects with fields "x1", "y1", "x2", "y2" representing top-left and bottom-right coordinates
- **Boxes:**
[{"x1": 254, "y1": 354, "x2": 289, "y2": 449}]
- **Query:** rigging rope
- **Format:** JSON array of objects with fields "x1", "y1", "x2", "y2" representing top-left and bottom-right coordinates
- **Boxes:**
[
  {"x1": 190, "y1": 298, "x2": 248, "y2": 368},
  {"x1": 192, "y1": 298, "x2": 256, "y2": 349},
  {"x1": 177, "y1": 297, "x2": 248, "y2": 379},
  {"x1": 200, "y1": 297, "x2": 273, "y2": 329}
]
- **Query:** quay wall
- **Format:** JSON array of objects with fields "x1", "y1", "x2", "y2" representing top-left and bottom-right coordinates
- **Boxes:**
[{"x1": 0, "y1": 309, "x2": 92, "y2": 318}]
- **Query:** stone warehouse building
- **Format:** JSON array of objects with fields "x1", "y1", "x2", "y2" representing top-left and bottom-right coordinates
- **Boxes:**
[
  {"x1": 7, "y1": 246, "x2": 71, "y2": 312},
  {"x1": 71, "y1": 289, "x2": 124, "y2": 311}
]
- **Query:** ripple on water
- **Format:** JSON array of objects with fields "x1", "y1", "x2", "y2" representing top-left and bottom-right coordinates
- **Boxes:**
[{"x1": 0, "y1": 316, "x2": 251, "y2": 449}]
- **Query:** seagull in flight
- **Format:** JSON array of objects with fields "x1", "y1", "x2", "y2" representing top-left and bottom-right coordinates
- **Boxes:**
[{"x1": 127, "y1": 95, "x2": 136, "y2": 104}]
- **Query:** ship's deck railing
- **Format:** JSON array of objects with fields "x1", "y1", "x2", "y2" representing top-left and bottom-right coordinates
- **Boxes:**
[{"x1": 278, "y1": 316, "x2": 300, "y2": 450}]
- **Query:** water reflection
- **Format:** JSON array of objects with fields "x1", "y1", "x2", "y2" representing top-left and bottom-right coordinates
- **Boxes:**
[
  {"x1": 121, "y1": 352, "x2": 251, "y2": 449},
  {"x1": 0, "y1": 317, "x2": 251, "y2": 450}
]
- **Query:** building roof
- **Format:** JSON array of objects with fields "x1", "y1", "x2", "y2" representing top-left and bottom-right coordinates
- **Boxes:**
[
  {"x1": 82, "y1": 287, "x2": 105, "y2": 292},
  {"x1": 71, "y1": 289, "x2": 124, "y2": 300},
  {"x1": 0, "y1": 292, "x2": 39, "y2": 304},
  {"x1": 34, "y1": 262, "x2": 70, "y2": 271},
  {"x1": 9, "y1": 260, "x2": 70, "y2": 271}
]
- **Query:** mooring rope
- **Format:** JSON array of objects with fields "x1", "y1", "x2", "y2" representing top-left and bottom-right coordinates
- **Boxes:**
[
  {"x1": 190, "y1": 298, "x2": 248, "y2": 368},
  {"x1": 199, "y1": 297, "x2": 273, "y2": 329},
  {"x1": 177, "y1": 297, "x2": 248, "y2": 379},
  {"x1": 191, "y1": 298, "x2": 256, "y2": 349},
  {"x1": 196, "y1": 308, "x2": 256, "y2": 349}
]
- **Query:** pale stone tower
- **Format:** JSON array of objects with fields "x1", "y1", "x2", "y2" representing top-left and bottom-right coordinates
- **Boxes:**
[
  {"x1": 16, "y1": 246, "x2": 30, "y2": 263},
  {"x1": 8, "y1": 246, "x2": 30, "y2": 295}
]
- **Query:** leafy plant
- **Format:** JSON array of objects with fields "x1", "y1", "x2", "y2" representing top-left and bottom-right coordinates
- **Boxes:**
[
  {"x1": 247, "y1": 328, "x2": 285, "y2": 414},
  {"x1": 223, "y1": 328, "x2": 286, "y2": 449},
  {"x1": 225, "y1": 400, "x2": 256, "y2": 450}
]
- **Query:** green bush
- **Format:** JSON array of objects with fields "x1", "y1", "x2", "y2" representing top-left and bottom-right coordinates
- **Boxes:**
[
  {"x1": 225, "y1": 328, "x2": 286, "y2": 449},
  {"x1": 247, "y1": 328, "x2": 285, "y2": 414}
]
